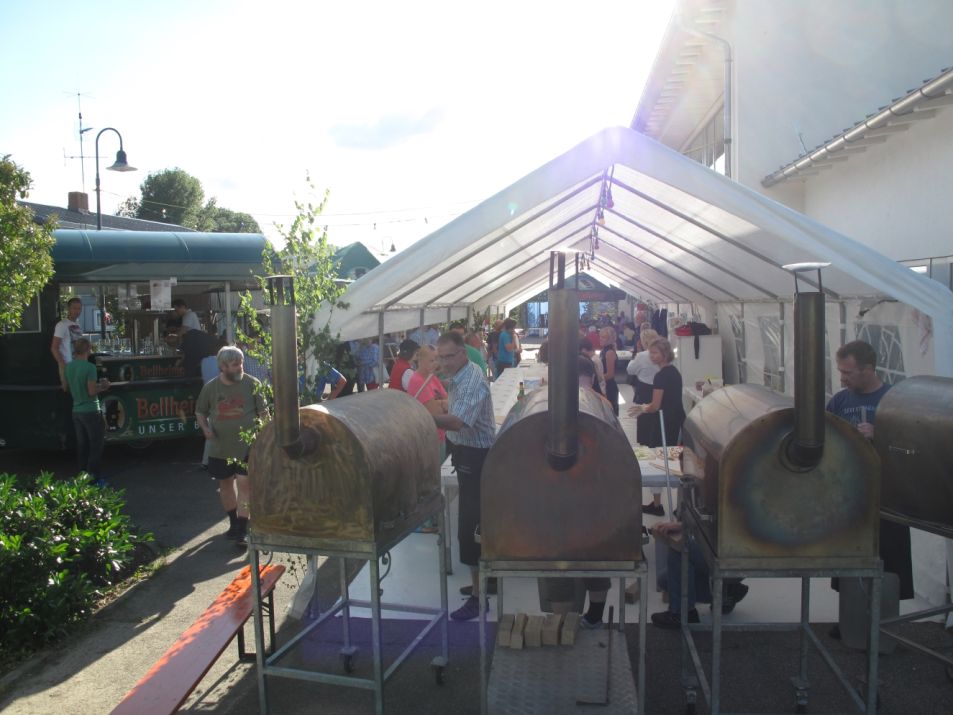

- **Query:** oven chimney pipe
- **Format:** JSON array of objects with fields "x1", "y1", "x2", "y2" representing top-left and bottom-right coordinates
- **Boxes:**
[
  {"x1": 546, "y1": 251, "x2": 580, "y2": 470},
  {"x1": 783, "y1": 264, "x2": 828, "y2": 469},
  {"x1": 267, "y1": 275, "x2": 319, "y2": 459}
]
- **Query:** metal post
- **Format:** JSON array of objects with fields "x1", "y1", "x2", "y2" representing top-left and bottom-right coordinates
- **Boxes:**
[
  {"x1": 250, "y1": 548, "x2": 270, "y2": 714},
  {"x1": 796, "y1": 576, "x2": 811, "y2": 708},
  {"x1": 479, "y1": 565, "x2": 489, "y2": 715},
  {"x1": 865, "y1": 575, "x2": 882, "y2": 713},
  {"x1": 711, "y1": 572, "x2": 723, "y2": 713},
  {"x1": 438, "y1": 507, "x2": 449, "y2": 664},
  {"x1": 94, "y1": 127, "x2": 133, "y2": 230},
  {"x1": 371, "y1": 556, "x2": 384, "y2": 715},
  {"x1": 340, "y1": 558, "x2": 352, "y2": 649},
  {"x1": 378, "y1": 311, "x2": 385, "y2": 390},
  {"x1": 224, "y1": 280, "x2": 233, "y2": 344}
]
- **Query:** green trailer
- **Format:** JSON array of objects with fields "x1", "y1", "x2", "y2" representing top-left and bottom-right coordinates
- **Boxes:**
[{"x1": 0, "y1": 230, "x2": 266, "y2": 450}]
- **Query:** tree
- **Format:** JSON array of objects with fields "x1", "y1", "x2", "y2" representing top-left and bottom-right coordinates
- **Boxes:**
[
  {"x1": 194, "y1": 198, "x2": 261, "y2": 233},
  {"x1": 0, "y1": 155, "x2": 55, "y2": 333},
  {"x1": 237, "y1": 177, "x2": 348, "y2": 407},
  {"x1": 115, "y1": 195, "x2": 140, "y2": 218},
  {"x1": 136, "y1": 168, "x2": 204, "y2": 226},
  {"x1": 131, "y1": 169, "x2": 260, "y2": 232}
]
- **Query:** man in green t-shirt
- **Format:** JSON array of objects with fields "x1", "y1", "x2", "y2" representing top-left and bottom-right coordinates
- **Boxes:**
[
  {"x1": 64, "y1": 337, "x2": 110, "y2": 486},
  {"x1": 196, "y1": 346, "x2": 268, "y2": 546},
  {"x1": 465, "y1": 331, "x2": 489, "y2": 376}
]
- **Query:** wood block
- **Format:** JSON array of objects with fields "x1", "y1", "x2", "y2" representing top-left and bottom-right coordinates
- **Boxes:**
[
  {"x1": 510, "y1": 613, "x2": 528, "y2": 650},
  {"x1": 524, "y1": 615, "x2": 544, "y2": 648},
  {"x1": 561, "y1": 612, "x2": 580, "y2": 646},
  {"x1": 496, "y1": 614, "x2": 515, "y2": 648},
  {"x1": 541, "y1": 613, "x2": 564, "y2": 646}
]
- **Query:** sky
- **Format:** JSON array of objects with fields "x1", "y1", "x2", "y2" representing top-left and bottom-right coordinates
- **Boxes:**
[{"x1": 1, "y1": 0, "x2": 674, "y2": 256}]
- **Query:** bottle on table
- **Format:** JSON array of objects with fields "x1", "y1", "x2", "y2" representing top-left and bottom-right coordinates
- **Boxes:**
[{"x1": 517, "y1": 381, "x2": 525, "y2": 402}]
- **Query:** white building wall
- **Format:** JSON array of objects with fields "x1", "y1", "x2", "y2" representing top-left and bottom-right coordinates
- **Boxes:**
[
  {"x1": 721, "y1": 0, "x2": 953, "y2": 263},
  {"x1": 729, "y1": 0, "x2": 953, "y2": 182},
  {"x1": 804, "y1": 106, "x2": 953, "y2": 263}
]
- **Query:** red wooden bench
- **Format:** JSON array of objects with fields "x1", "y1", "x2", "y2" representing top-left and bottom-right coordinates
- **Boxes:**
[{"x1": 110, "y1": 564, "x2": 285, "y2": 715}]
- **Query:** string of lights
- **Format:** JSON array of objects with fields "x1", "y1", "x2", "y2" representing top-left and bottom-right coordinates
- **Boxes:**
[{"x1": 100, "y1": 193, "x2": 476, "y2": 229}]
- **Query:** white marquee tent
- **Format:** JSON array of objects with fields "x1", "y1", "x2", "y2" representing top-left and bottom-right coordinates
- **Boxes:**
[
  {"x1": 318, "y1": 125, "x2": 953, "y2": 609},
  {"x1": 317, "y1": 126, "x2": 953, "y2": 379}
]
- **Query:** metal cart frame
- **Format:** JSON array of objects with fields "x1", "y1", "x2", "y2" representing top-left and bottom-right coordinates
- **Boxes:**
[
  {"x1": 878, "y1": 510, "x2": 953, "y2": 672},
  {"x1": 478, "y1": 558, "x2": 648, "y2": 715},
  {"x1": 678, "y1": 507, "x2": 883, "y2": 714},
  {"x1": 248, "y1": 497, "x2": 449, "y2": 715}
]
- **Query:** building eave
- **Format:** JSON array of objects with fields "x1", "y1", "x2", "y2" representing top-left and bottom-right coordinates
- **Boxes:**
[{"x1": 761, "y1": 66, "x2": 953, "y2": 187}]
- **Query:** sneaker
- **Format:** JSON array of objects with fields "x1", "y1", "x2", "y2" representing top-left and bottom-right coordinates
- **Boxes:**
[
  {"x1": 460, "y1": 578, "x2": 497, "y2": 596},
  {"x1": 721, "y1": 582, "x2": 749, "y2": 614},
  {"x1": 579, "y1": 615, "x2": 603, "y2": 630},
  {"x1": 642, "y1": 502, "x2": 665, "y2": 516},
  {"x1": 450, "y1": 596, "x2": 486, "y2": 621},
  {"x1": 651, "y1": 609, "x2": 699, "y2": 630}
]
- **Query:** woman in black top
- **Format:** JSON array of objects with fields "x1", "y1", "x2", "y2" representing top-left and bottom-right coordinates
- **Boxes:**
[
  {"x1": 627, "y1": 337, "x2": 685, "y2": 447},
  {"x1": 599, "y1": 326, "x2": 620, "y2": 416}
]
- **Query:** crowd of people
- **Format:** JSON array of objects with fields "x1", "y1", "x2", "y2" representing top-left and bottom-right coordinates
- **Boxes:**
[{"x1": 52, "y1": 295, "x2": 911, "y2": 632}]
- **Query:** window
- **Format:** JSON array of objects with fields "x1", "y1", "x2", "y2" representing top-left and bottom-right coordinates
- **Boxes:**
[
  {"x1": 855, "y1": 323, "x2": 906, "y2": 386},
  {"x1": 682, "y1": 109, "x2": 725, "y2": 174},
  {"x1": 758, "y1": 315, "x2": 783, "y2": 392}
]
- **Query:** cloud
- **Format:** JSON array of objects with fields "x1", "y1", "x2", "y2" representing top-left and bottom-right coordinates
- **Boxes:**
[{"x1": 328, "y1": 106, "x2": 445, "y2": 150}]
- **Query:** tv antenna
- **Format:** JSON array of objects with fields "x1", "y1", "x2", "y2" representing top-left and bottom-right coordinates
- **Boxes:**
[{"x1": 62, "y1": 92, "x2": 94, "y2": 192}]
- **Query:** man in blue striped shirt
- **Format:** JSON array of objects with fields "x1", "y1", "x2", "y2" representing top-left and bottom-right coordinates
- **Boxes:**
[{"x1": 433, "y1": 332, "x2": 496, "y2": 620}]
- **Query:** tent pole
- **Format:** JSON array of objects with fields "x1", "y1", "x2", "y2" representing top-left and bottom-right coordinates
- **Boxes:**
[
  {"x1": 378, "y1": 311, "x2": 385, "y2": 390},
  {"x1": 779, "y1": 302, "x2": 786, "y2": 394}
]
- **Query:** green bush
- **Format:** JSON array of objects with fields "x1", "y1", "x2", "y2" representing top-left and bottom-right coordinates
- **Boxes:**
[{"x1": 0, "y1": 472, "x2": 153, "y2": 659}]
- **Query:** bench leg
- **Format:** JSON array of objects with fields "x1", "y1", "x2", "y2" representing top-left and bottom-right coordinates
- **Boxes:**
[{"x1": 238, "y1": 573, "x2": 278, "y2": 662}]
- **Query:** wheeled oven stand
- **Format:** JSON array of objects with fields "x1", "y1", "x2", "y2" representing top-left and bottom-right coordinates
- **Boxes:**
[
  {"x1": 677, "y1": 505, "x2": 882, "y2": 714},
  {"x1": 248, "y1": 497, "x2": 449, "y2": 715},
  {"x1": 878, "y1": 510, "x2": 953, "y2": 676},
  {"x1": 478, "y1": 558, "x2": 648, "y2": 714}
]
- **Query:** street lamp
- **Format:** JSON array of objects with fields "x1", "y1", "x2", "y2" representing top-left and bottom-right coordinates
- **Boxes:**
[{"x1": 95, "y1": 127, "x2": 136, "y2": 230}]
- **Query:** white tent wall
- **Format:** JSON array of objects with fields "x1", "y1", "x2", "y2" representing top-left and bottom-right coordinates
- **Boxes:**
[{"x1": 717, "y1": 297, "x2": 937, "y2": 398}]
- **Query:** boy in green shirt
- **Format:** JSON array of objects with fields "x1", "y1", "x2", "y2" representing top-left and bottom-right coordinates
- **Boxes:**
[{"x1": 64, "y1": 337, "x2": 110, "y2": 486}]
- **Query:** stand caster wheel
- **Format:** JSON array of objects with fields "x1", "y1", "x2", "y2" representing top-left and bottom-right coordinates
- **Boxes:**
[
  {"x1": 431, "y1": 656, "x2": 448, "y2": 686},
  {"x1": 339, "y1": 645, "x2": 358, "y2": 674}
]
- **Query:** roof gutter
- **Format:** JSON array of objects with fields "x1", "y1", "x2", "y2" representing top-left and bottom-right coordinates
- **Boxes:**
[
  {"x1": 675, "y1": 15, "x2": 733, "y2": 179},
  {"x1": 762, "y1": 66, "x2": 953, "y2": 187}
]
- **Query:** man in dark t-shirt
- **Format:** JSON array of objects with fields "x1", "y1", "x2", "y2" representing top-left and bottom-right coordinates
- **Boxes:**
[
  {"x1": 181, "y1": 328, "x2": 223, "y2": 377},
  {"x1": 826, "y1": 340, "x2": 913, "y2": 619}
]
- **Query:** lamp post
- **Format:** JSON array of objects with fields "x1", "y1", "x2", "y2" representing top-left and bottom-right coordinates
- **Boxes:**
[{"x1": 95, "y1": 127, "x2": 136, "y2": 230}]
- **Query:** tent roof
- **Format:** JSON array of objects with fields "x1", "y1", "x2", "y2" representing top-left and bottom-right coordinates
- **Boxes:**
[{"x1": 317, "y1": 127, "x2": 953, "y2": 373}]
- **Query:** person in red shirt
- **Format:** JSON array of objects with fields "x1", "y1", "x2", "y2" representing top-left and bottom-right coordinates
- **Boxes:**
[{"x1": 388, "y1": 339, "x2": 419, "y2": 391}]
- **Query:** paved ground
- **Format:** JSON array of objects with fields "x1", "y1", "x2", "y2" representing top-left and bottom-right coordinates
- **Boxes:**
[{"x1": 1, "y1": 440, "x2": 952, "y2": 714}]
